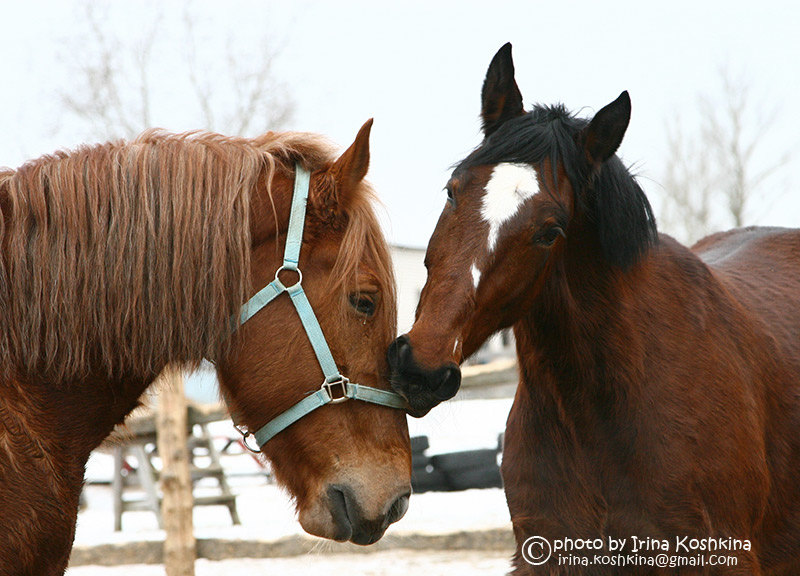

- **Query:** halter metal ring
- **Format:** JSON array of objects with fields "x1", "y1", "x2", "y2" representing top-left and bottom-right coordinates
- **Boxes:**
[
  {"x1": 275, "y1": 265, "x2": 302, "y2": 288},
  {"x1": 234, "y1": 423, "x2": 262, "y2": 453},
  {"x1": 322, "y1": 377, "x2": 350, "y2": 404}
]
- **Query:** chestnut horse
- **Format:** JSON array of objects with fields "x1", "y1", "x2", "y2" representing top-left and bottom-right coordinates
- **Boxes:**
[
  {"x1": 389, "y1": 44, "x2": 800, "y2": 574},
  {"x1": 0, "y1": 121, "x2": 411, "y2": 576}
]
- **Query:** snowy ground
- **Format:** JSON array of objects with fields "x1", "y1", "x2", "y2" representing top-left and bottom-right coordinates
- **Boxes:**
[
  {"x1": 67, "y1": 550, "x2": 513, "y2": 576},
  {"x1": 71, "y1": 397, "x2": 516, "y2": 573}
]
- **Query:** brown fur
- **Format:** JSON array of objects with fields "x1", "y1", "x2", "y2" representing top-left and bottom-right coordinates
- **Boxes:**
[
  {"x1": 0, "y1": 127, "x2": 409, "y2": 575},
  {"x1": 499, "y1": 226, "x2": 800, "y2": 575},
  {"x1": 392, "y1": 45, "x2": 800, "y2": 575}
]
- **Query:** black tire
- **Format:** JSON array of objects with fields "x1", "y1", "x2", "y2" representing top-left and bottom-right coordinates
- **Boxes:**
[
  {"x1": 411, "y1": 467, "x2": 450, "y2": 493},
  {"x1": 445, "y1": 464, "x2": 503, "y2": 491},
  {"x1": 430, "y1": 449, "x2": 498, "y2": 472},
  {"x1": 411, "y1": 452, "x2": 431, "y2": 469},
  {"x1": 410, "y1": 435, "x2": 430, "y2": 454}
]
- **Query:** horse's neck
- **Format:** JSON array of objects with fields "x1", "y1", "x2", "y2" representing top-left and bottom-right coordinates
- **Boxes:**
[
  {"x1": 2, "y1": 369, "x2": 157, "y2": 475},
  {"x1": 505, "y1": 241, "x2": 675, "y2": 528},
  {"x1": 514, "y1": 235, "x2": 716, "y2": 427},
  {"x1": 0, "y1": 370, "x2": 154, "y2": 574}
]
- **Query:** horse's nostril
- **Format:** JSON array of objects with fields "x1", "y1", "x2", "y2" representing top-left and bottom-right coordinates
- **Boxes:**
[
  {"x1": 326, "y1": 485, "x2": 353, "y2": 542},
  {"x1": 388, "y1": 335, "x2": 411, "y2": 368},
  {"x1": 433, "y1": 365, "x2": 462, "y2": 400},
  {"x1": 386, "y1": 492, "x2": 410, "y2": 525}
]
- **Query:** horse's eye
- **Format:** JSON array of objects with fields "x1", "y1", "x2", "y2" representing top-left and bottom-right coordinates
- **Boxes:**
[
  {"x1": 349, "y1": 293, "x2": 376, "y2": 317},
  {"x1": 445, "y1": 186, "x2": 455, "y2": 205},
  {"x1": 537, "y1": 226, "x2": 565, "y2": 247}
]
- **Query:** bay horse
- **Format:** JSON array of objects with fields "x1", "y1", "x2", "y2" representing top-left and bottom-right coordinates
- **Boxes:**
[
  {"x1": 389, "y1": 43, "x2": 800, "y2": 574},
  {"x1": 0, "y1": 120, "x2": 411, "y2": 576}
]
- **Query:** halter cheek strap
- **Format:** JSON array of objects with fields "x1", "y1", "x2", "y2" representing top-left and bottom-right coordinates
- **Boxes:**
[{"x1": 232, "y1": 165, "x2": 408, "y2": 450}]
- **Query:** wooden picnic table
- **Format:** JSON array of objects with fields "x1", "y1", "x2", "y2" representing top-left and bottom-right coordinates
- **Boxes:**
[{"x1": 101, "y1": 402, "x2": 241, "y2": 531}]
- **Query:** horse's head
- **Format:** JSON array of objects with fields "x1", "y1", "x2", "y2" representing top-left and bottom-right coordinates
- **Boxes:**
[
  {"x1": 389, "y1": 44, "x2": 655, "y2": 416},
  {"x1": 217, "y1": 121, "x2": 411, "y2": 545}
]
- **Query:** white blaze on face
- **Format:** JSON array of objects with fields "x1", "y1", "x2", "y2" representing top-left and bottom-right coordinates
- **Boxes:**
[{"x1": 481, "y1": 163, "x2": 540, "y2": 253}]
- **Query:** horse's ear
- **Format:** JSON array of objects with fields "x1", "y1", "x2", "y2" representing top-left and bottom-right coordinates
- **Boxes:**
[
  {"x1": 481, "y1": 43, "x2": 524, "y2": 138},
  {"x1": 582, "y1": 91, "x2": 631, "y2": 166},
  {"x1": 328, "y1": 118, "x2": 372, "y2": 207},
  {"x1": 580, "y1": 91, "x2": 657, "y2": 270}
]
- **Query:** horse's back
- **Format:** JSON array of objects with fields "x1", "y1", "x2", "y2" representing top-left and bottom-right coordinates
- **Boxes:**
[
  {"x1": 693, "y1": 226, "x2": 800, "y2": 272},
  {"x1": 693, "y1": 226, "x2": 800, "y2": 367}
]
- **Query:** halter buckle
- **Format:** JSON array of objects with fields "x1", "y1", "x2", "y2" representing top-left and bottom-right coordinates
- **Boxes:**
[
  {"x1": 233, "y1": 423, "x2": 262, "y2": 453},
  {"x1": 321, "y1": 377, "x2": 351, "y2": 404}
]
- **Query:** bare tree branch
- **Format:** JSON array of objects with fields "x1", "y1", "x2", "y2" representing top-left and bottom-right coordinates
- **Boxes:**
[
  {"x1": 660, "y1": 68, "x2": 790, "y2": 242},
  {"x1": 135, "y1": 12, "x2": 162, "y2": 130},
  {"x1": 183, "y1": 8, "x2": 216, "y2": 130},
  {"x1": 60, "y1": 2, "x2": 294, "y2": 141},
  {"x1": 660, "y1": 117, "x2": 719, "y2": 242}
]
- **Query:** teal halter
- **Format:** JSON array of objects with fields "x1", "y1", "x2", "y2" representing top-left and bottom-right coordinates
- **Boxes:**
[{"x1": 233, "y1": 164, "x2": 408, "y2": 450}]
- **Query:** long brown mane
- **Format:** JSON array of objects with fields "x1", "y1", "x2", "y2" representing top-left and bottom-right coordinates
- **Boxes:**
[{"x1": 0, "y1": 128, "x2": 390, "y2": 384}]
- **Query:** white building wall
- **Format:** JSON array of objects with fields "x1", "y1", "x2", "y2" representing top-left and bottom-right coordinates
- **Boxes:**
[{"x1": 391, "y1": 245, "x2": 429, "y2": 335}]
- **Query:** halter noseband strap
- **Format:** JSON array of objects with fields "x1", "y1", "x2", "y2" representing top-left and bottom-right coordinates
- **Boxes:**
[{"x1": 233, "y1": 164, "x2": 408, "y2": 450}]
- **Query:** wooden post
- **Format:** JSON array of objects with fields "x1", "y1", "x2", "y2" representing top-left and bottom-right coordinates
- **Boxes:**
[{"x1": 155, "y1": 368, "x2": 196, "y2": 576}]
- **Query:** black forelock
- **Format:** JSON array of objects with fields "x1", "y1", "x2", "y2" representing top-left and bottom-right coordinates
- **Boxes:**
[
  {"x1": 454, "y1": 103, "x2": 658, "y2": 270},
  {"x1": 457, "y1": 104, "x2": 588, "y2": 180}
]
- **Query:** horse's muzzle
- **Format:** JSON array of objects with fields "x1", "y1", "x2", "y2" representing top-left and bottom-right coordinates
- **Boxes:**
[
  {"x1": 327, "y1": 484, "x2": 410, "y2": 545},
  {"x1": 387, "y1": 334, "x2": 462, "y2": 417}
]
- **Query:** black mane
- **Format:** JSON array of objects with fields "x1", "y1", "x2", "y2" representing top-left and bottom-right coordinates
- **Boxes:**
[{"x1": 457, "y1": 103, "x2": 658, "y2": 270}]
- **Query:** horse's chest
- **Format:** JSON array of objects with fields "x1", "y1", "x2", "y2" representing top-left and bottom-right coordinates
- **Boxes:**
[{"x1": 500, "y1": 389, "x2": 766, "y2": 543}]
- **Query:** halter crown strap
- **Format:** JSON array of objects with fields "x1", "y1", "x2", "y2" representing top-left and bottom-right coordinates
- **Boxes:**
[
  {"x1": 283, "y1": 165, "x2": 310, "y2": 269},
  {"x1": 233, "y1": 164, "x2": 409, "y2": 450},
  {"x1": 237, "y1": 167, "x2": 312, "y2": 325}
]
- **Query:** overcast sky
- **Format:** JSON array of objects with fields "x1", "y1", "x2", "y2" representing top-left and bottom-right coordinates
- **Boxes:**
[{"x1": 2, "y1": 0, "x2": 798, "y2": 248}]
